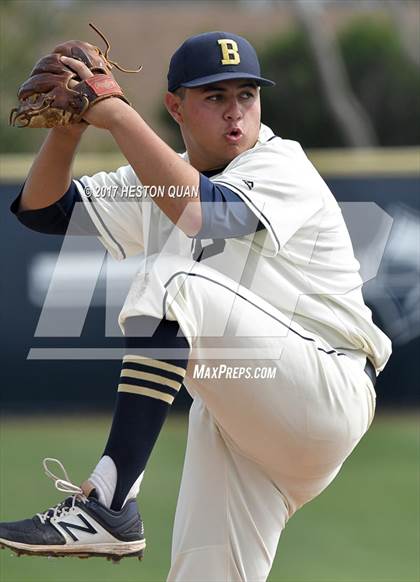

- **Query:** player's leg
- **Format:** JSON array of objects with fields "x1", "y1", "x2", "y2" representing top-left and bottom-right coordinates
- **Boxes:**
[
  {"x1": 183, "y1": 285, "x2": 375, "y2": 516},
  {"x1": 87, "y1": 315, "x2": 190, "y2": 510},
  {"x1": 131, "y1": 255, "x2": 376, "y2": 579},
  {"x1": 168, "y1": 397, "x2": 289, "y2": 582}
]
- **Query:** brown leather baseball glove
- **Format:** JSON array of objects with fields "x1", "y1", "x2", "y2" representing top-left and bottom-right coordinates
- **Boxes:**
[{"x1": 10, "y1": 25, "x2": 141, "y2": 128}]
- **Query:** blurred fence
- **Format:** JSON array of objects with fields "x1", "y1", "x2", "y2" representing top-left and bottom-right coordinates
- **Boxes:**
[{"x1": 0, "y1": 148, "x2": 419, "y2": 412}]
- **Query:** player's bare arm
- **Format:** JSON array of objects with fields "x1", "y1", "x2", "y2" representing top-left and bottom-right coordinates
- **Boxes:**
[
  {"x1": 60, "y1": 55, "x2": 202, "y2": 236},
  {"x1": 19, "y1": 123, "x2": 87, "y2": 211}
]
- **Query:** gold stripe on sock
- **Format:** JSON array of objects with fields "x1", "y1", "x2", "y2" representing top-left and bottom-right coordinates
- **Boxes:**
[
  {"x1": 118, "y1": 383, "x2": 175, "y2": 405},
  {"x1": 120, "y1": 368, "x2": 181, "y2": 391},
  {"x1": 123, "y1": 355, "x2": 187, "y2": 377}
]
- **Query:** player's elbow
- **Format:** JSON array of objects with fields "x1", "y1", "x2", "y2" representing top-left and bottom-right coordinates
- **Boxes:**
[{"x1": 178, "y1": 203, "x2": 202, "y2": 237}]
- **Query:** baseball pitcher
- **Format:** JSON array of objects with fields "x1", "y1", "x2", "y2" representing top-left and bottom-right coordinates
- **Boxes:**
[{"x1": 1, "y1": 30, "x2": 391, "y2": 581}]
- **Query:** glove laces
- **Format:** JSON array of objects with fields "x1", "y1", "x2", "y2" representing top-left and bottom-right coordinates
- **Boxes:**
[
  {"x1": 89, "y1": 22, "x2": 143, "y2": 74},
  {"x1": 36, "y1": 458, "x2": 87, "y2": 524}
]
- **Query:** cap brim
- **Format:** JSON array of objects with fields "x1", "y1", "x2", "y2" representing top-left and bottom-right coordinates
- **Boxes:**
[{"x1": 180, "y1": 72, "x2": 275, "y2": 89}]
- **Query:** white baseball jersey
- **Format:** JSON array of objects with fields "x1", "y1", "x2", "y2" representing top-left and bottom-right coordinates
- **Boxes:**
[{"x1": 75, "y1": 123, "x2": 391, "y2": 373}]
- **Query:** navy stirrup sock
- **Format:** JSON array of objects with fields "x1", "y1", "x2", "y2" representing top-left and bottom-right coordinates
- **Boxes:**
[{"x1": 102, "y1": 316, "x2": 190, "y2": 510}]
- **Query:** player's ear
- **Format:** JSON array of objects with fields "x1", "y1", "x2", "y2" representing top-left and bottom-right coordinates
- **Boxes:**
[{"x1": 165, "y1": 91, "x2": 184, "y2": 125}]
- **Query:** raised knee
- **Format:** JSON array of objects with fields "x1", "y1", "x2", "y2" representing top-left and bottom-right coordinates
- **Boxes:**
[{"x1": 148, "y1": 254, "x2": 196, "y2": 287}]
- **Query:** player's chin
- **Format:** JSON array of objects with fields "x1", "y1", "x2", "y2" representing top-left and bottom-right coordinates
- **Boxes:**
[{"x1": 222, "y1": 137, "x2": 248, "y2": 157}]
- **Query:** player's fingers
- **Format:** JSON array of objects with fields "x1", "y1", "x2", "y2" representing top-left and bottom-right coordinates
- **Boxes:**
[{"x1": 60, "y1": 56, "x2": 94, "y2": 80}]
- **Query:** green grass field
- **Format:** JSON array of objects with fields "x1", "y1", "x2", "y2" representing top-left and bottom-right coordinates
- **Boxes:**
[{"x1": 0, "y1": 412, "x2": 418, "y2": 582}]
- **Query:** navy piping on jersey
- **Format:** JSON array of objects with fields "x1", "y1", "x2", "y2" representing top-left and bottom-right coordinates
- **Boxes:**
[
  {"x1": 74, "y1": 180, "x2": 127, "y2": 259},
  {"x1": 213, "y1": 179, "x2": 281, "y2": 251},
  {"x1": 161, "y1": 270, "x2": 346, "y2": 358},
  {"x1": 266, "y1": 135, "x2": 279, "y2": 142}
]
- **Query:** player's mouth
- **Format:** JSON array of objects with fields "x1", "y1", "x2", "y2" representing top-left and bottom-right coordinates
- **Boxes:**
[{"x1": 224, "y1": 127, "x2": 243, "y2": 144}]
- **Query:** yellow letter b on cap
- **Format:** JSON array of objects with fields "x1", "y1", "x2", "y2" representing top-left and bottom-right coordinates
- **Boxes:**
[{"x1": 218, "y1": 39, "x2": 240, "y2": 65}]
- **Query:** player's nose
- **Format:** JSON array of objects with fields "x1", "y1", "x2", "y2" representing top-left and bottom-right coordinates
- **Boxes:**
[{"x1": 223, "y1": 98, "x2": 243, "y2": 121}]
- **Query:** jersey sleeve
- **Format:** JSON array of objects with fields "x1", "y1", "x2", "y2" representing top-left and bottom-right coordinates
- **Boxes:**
[
  {"x1": 10, "y1": 182, "x2": 98, "y2": 236},
  {"x1": 211, "y1": 139, "x2": 325, "y2": 256},
  {"x1": 197, "y1": 173, "x2": 265, "y2": 239},
  {"x1": 75, "y1": 165, "x2": 144, "y2": 261}
]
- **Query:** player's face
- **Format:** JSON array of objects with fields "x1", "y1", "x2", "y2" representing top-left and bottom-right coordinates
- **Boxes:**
[{"x1": 168, "y1": 80, "x2": 261, "y2": 171}]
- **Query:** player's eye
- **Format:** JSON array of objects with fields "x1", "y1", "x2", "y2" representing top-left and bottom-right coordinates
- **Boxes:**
[
  {"x1": 206, "y1": 94, "x2": 223, "y2": 102},
  {"x1": 240, "y1": 91, "x2": 255, "y2": 100}
]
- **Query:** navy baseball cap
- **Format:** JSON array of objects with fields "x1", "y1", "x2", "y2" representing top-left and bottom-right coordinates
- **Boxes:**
[{"x1": 167, "y1": 31, "x2": 275, "y2": 92}]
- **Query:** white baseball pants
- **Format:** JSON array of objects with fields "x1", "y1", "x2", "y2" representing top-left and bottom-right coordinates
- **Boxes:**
[{"x1": 119, "y1": 254, "x2": 376, "y2": 582}]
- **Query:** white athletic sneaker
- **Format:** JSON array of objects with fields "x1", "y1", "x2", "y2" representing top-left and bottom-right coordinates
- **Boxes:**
[{"x1": 0, "y1": 458, "x2": 145, "y2": 562}]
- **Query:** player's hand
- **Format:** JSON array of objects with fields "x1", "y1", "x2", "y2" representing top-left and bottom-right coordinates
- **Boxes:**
[{"x1": 60, "y1": 56, "x2": 130, "y2": 130}]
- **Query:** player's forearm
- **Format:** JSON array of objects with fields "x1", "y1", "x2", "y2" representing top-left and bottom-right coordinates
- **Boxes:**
[
  {"x1": 19, "y1": 125, "x2": 86, "y2": 211},
  {"x1": 107, "y1": 103, "x2": 202, "y2": 235}
]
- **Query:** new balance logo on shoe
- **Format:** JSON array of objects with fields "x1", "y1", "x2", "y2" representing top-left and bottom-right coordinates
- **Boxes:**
[
  {"x1": 57, "y1": 514, "x2": 97, "y2": 541},
  {"x1": 0, "y1": 458, "x2": 146, "y2": 562}
]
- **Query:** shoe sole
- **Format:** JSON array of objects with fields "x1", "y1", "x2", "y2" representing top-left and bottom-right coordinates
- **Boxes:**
[{"x1": 0, "y1": 537, "x2": 145, "y2": 562}]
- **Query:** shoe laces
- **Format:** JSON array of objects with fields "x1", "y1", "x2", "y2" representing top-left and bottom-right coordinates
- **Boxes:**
[{"x1": 36, "y1": 458, "x2": 87, "y2": 524}]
